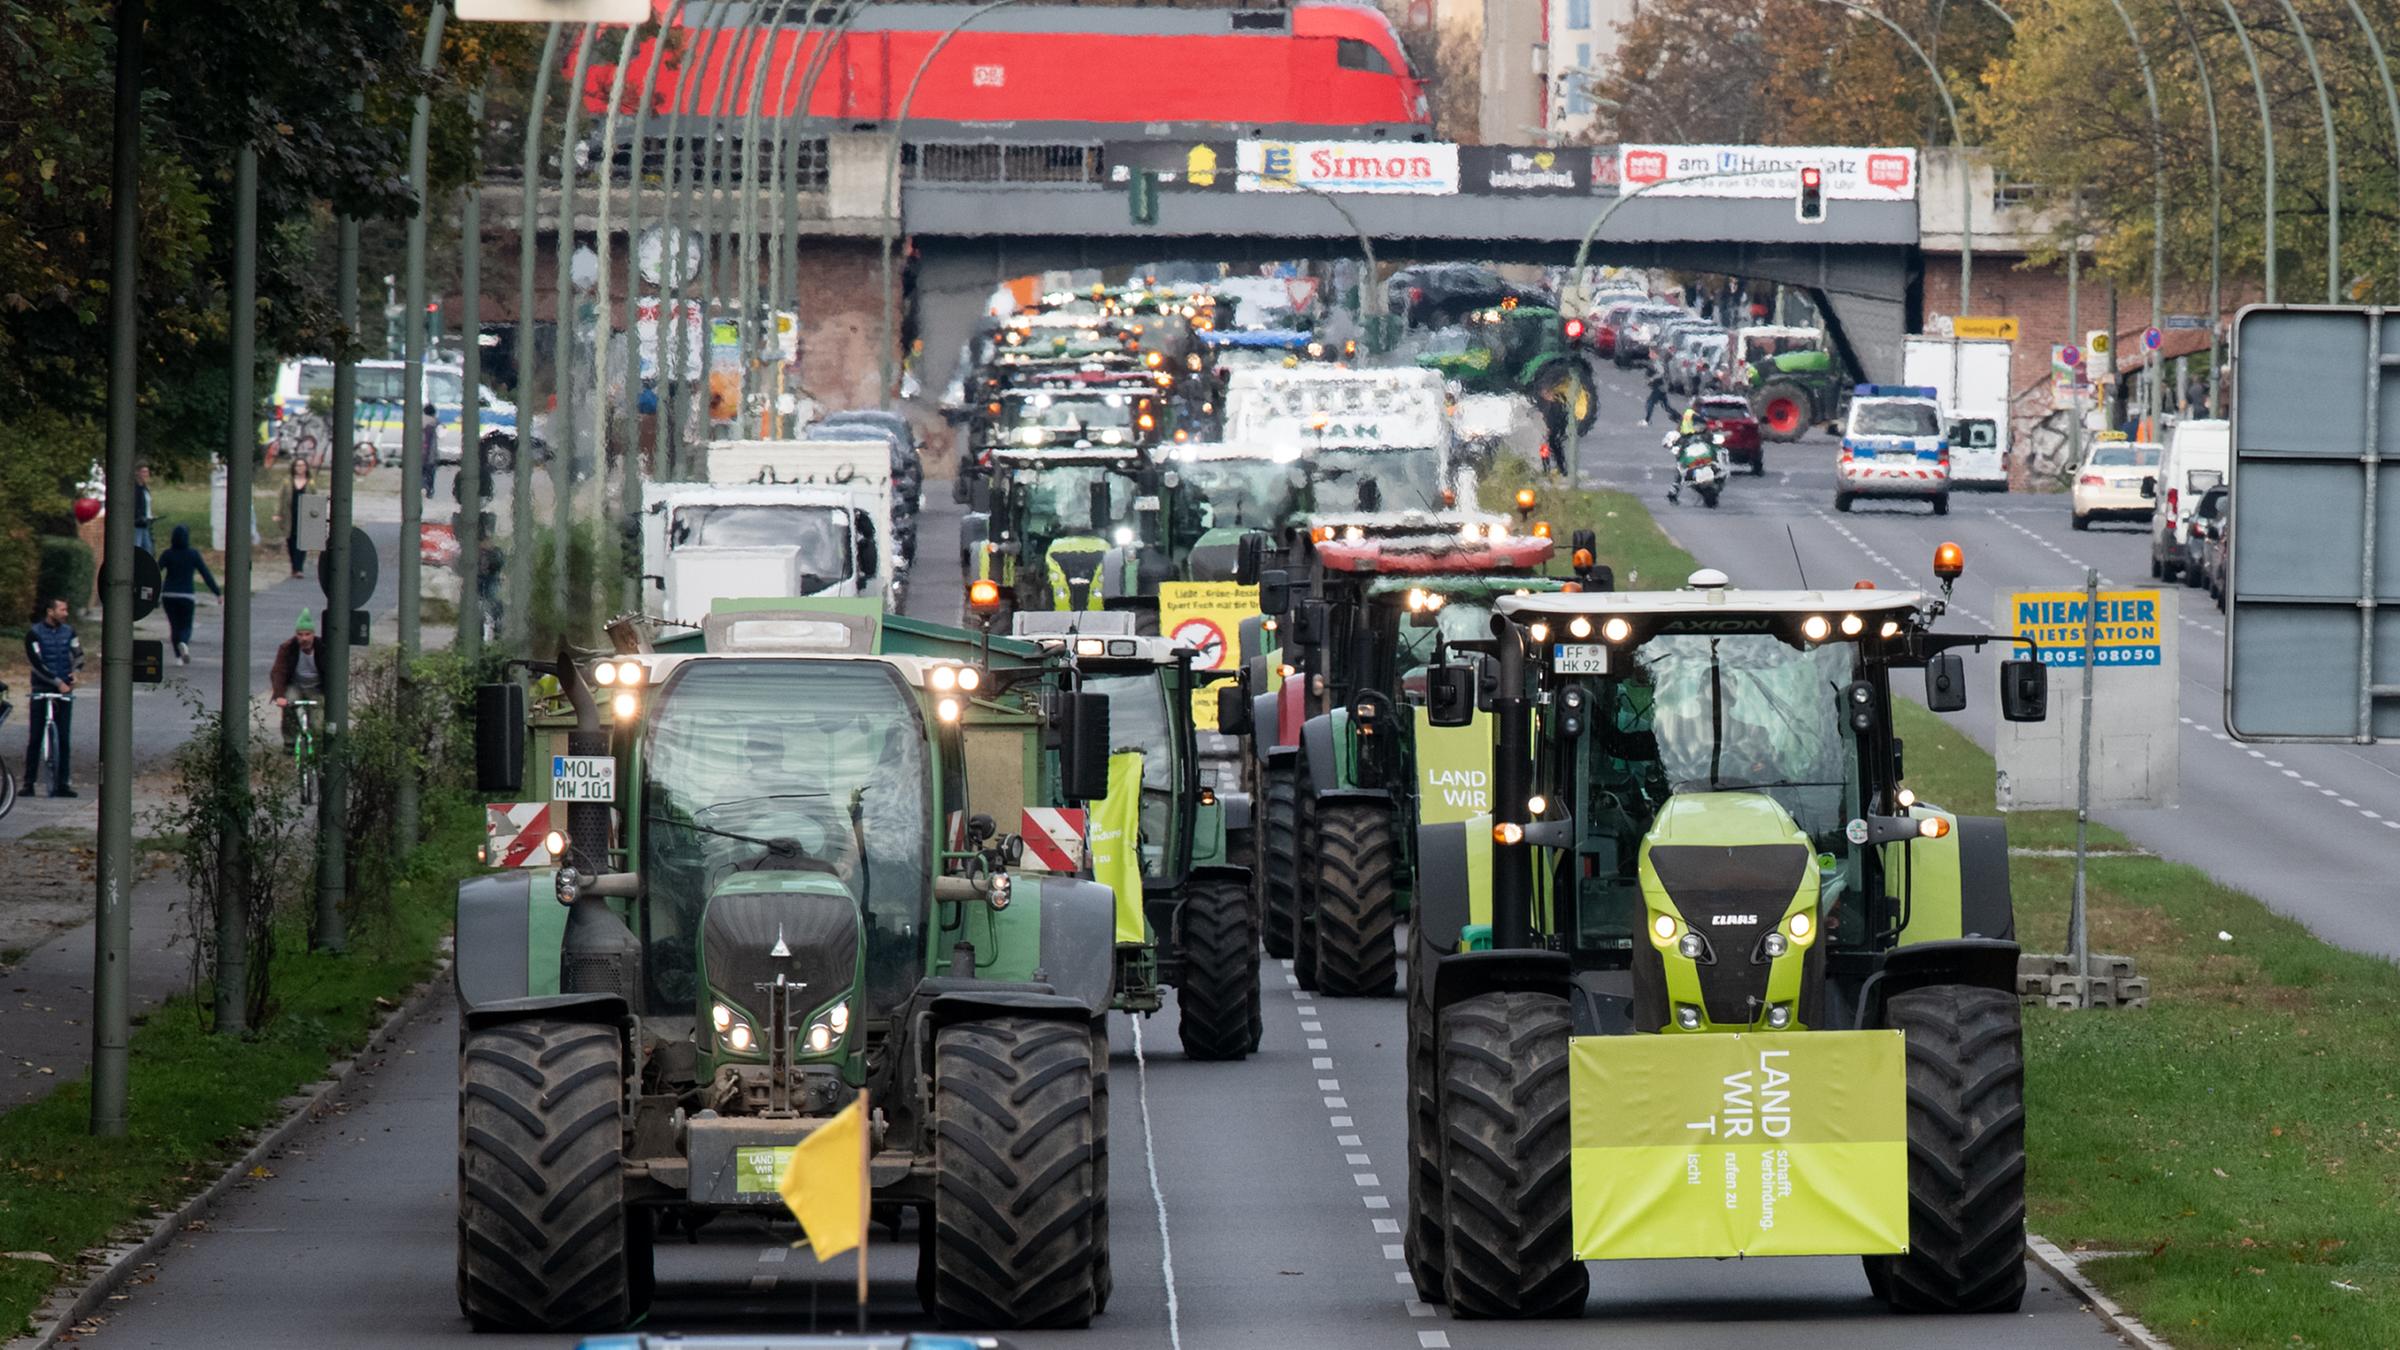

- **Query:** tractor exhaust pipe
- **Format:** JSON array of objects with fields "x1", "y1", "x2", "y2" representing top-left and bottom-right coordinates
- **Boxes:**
[{"x1": 1490, "y1": 616, "x2": 1534, "y2": 951}]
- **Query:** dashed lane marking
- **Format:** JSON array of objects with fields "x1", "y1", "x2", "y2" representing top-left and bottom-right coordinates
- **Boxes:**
[{"x1": 1127, "y1": 1017, "x2": 1184, "y2": 1350}]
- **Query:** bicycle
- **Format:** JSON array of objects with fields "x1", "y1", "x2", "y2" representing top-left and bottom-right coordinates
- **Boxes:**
[
  {"x1": 22, "y1": 689, "x2": 71, "y2": 802},
  {"x1": 284, "y1": 697, "x2": 323, "y2": 806}
]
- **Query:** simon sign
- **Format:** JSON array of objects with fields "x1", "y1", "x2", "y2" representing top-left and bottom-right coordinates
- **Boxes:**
[
  {"x1": 1617, "y1": 145, "x2": 1918, "y2": 201},
  {"x1": 1237, "y1": 140, "x2": 1461, "y2": 195}
]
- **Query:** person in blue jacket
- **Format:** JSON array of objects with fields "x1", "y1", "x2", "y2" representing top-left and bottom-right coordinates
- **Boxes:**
[{"x1": 157, "y1": 524, "x2": 221, "y2": 665}]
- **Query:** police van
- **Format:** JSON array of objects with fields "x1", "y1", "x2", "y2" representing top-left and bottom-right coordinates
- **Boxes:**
[
  {"x1": 1835, "y1": 384, "x2": 1951, "y2": 515},
  {"x1": 270, "y1": 358, "x2": 521, "y2": 468}
]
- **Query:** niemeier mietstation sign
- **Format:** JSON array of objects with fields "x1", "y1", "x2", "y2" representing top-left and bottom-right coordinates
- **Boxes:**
[{"x1": 1116, "y1": 141, "x2": 1920, "y2": 198}]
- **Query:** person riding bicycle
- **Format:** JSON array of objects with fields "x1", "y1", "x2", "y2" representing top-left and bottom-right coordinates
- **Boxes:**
[
  {"x1": 270, "y1": 609, "x2": 326, "y2": 751},
  {"x1": 22, "y1": 597, "x2": 80, "y2": 798}
]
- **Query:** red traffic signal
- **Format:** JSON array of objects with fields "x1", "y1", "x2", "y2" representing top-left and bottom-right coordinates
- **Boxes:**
[
  {"x1": 1563, "y1": 317, "x2": 1586, "y2": 340},
  {"x1": 1796, "y1": 165, "x2": 1826, "y2": 223}
]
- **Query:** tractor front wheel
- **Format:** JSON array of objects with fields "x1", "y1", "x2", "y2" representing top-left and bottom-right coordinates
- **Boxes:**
[
  {"x1": 928, "y1": 1016, "x2": 1106, "y2": 1329},
  {"x1": 1310, "y1": 801, "x2": 1400, "y2": 997},
  {"x1": 456, "y1": 1020, "x2": 640, "y2": 1333},
  {"x1": 1756, "y1": 381, "x2": 1812, "y2": 442},
  {"x1": 1261, "y1": 767, "x2": 1299, "y2": 960},
  {"x1": 1403, "y1": 927, "x2": 1447, "y2": 1301},
  {"x1": 1867, "y1": 985, "x2": 2028, "y2": 1314},
  {"x1": 1176, "y1": 875, "x2": 1260, "y2": 1060},
  {"x1": 1438, "y1": 992, "x2": 1588, "y2": 1319}
]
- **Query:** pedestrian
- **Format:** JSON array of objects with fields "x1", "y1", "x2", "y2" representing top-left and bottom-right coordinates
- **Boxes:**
[
  {"x1": 157, "y1": 523, "x2": 221, "y2": 666},
  {"x1": 269, "y1": 610, "x2": 326, "y2": 752},
  {"x1": 21, "y1": 597, "x2": 80, "y2": 798},
  {"x1": 132, "y1": 464, "x2": 155, "y2": 555},
  {"x1": 1641, "y1": 361, "x2": 1676, "y2": 426},
  {"x1": 420, "y1": 402, "x2": 441, "y2": 498},
  {"x1": 276, "y1": 457, "x2": 314, "y2": 580},
  {"x1": 2183, "y1": 372, "x2": 2207, "y2": 416}
]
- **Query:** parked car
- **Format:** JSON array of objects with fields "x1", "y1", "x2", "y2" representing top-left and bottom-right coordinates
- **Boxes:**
[
  {"x1": 1694, "y1": 393, "x2": 1764, "y2": 473},
  {"x1": 1613, "y1": 303, "x2": 1688, "y2": 367},
  {"x1": 1589, "y1": 298, "x2": 1645, "y2": 361},
  {"x1": 2191, "y1": 484, "x2": 2230, "y2": 604},
  {"x1": 1671, "y1": 332, "x2": 1730, "y2": 394},
  {"x1": 2068, "y1": 436, "x2": 2162, "y2": 529},
  {"x1": 2150, "y1": 418, "x2": 2230, "y2": 582}
]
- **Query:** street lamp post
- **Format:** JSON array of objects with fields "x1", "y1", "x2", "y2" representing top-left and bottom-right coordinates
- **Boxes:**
[
  {"x1": 615, "y1": 2, "x2": 687, "y2": 608},
  {"x1": 2098, "y1": 0, "x2": 2166, "y2": 432},
  {"x1": 1808, "y1": 0, "x2": 1972, "y2": 315},
  {"x1": 1231, "y1": 170, "x2": 1389, "y2": 341},
  {"x1": 2163, "y1": 0, "x2": 2224, "y2": 415},
  {"x1": 2218, "y1": 0, "x2": 2280, "y2": 303},
  {"x1": 2270, "y1": 0, "x2": 2340, "y2": 303},
  {"x1": 396, "y1": 0, "x2": 447, "y2": 857},
  {"x1": 2341, "y1": 0, "x2": 2400, "y2": 297},
  {"x1": 552, "y1": 24, "x2": 600, "y2": 624},
  {"x1": 511, "y1": 23, "x2": 563, "y2": 653},
  {"x1": 660, "y1": 1, "x2": 732, "y2": 481},
  {"x1": 879, "y1": 0, "x2": 1036, "y2": 409}
]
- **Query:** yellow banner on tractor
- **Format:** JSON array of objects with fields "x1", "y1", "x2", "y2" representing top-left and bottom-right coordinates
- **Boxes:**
[
  {"x1": 1413, "y1": 707, "x2": 1492, "y2": 826},
  {"x1": 1570, "y1": 1031, "x2": 1908, "y2": 1260},
  {"x1": 1091, "y1": 751, "x2": 1149, "y2": 944},
  {"x1": 1158, "y1": 580, "x2": 1257, "y2": 673}
]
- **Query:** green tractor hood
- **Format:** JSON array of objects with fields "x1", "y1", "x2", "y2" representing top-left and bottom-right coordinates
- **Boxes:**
[
  {"x1": 697, "y1": 870, "x2": 862, "y2": 1077},
  {"x1": 1634, "y1": 792, "x2": 1826, "y2": 1034}
]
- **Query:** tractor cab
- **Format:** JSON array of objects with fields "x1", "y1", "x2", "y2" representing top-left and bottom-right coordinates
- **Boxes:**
[
  {"x1": 968, "y1": 447, "x2": 1200, "y2": 620},
  {"x1": 1414, "y1": 302, "x2": 1597, "y2": 448},
  {"x1": 1402, "y1": 548, "x2": 2054, "y2": 1322}
]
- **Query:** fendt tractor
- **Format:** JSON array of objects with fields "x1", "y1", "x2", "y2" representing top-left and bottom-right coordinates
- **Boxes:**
[
  {"x1": 965, "y1": 447, "x2": 1201, "y2": 623},
  {"x1": 1401, "y1": 547, "x2": 2051, "y2": 1320},
  {"x1": 1238, "y1": 514, "x2": 1607, "y2": 998},
  {"x1": 451, "y1": 603, "x2": 1122, "y2": 1333},
  {"x1": 1011, "y1": 611, "x2": 1262, "y2": 1059}
]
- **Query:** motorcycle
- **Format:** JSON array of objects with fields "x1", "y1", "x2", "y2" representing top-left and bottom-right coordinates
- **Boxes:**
[{"x1": 1664, "y1": 429, "x2": 1727, "y2": 509}]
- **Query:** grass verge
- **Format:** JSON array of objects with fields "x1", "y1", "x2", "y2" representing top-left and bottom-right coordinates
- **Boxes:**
[
  {"x1": 1486, "y1": 458, "x2": 2400, "y2": 1349},
  {"x1": 0, "y1": 791, "x2": 478, "y2": 1337}
]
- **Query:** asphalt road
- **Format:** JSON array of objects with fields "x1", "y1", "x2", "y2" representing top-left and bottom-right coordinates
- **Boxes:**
[
  {"x1": 69, "y1": 458, "x2": 2123, "y2": 1350},
  {"x1": 1569, "y1": 362, "x2": 2400, "y2": 961}
]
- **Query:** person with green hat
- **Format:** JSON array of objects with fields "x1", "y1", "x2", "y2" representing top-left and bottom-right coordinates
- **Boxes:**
[{"x1": 270, "y1": 609, "x2": 326, "y2": 751}]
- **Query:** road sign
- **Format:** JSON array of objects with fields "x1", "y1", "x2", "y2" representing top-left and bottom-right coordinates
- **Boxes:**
[
  {"x1": 2058, "y1": 343, "x2": 2081, "y2": 368},
  {"x1": 455, "y1": 1, "x2": 649, "y2": 20},
  {"x1": 2165, "y1": 314, "x2": 2210, "y2": 330},
  {"x1": 129, "y1": 547, "x2": 161, "y2": 622},
  {"x1": 131, "y1": 639, "x2": 163, "y2": 685},
  {"x1": 2227, "y1": 305, "x2": 2400, "y2": 741},
  {"x1": 1018, "y1": 807, "x2": 1088, "y2": 872},
  {"x1": 485, "y1": 802, "x2": 558, "y2": 868},
  {"x1": 1158, "y1": 581, "x2": 1258, "y2": 671},
  {"x1": 551, "y1": 754, "x2": 616, "y2": 803},
  {"x1": 1169, "y1": 617, "x2": 1228, "y2": 669},
  {"x1": 1993, "y1": 585, "x2": 2179, "y2": 810},
  {"x1": 317, "y1": 525, "x2": 378, "y2": 604},
  {"x1": 1285, "y1": 277, "x2": 1322, "y2": 312},
  {"x1": 2143, "y1": 326, "x2": 2163, "y2": 351},
  {"x1": 1952, "y1": 316, "x2": 2019, "y2": 340}
]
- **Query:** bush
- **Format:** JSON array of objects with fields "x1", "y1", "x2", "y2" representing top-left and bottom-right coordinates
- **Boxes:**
[
  {"x1": 336, "y1": 645, "x2": 491, "y2": 945},
  {"x1": 35, "y1": 537, "x2": 95, "y2": 620}
]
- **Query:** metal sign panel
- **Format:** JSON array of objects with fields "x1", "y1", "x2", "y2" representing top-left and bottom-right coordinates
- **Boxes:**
[
  {"x1": 1235, "y1": 140, "x2": 1461, "y2": 195},
  {"x1": 1993, "y1": 586, "x2": 2180, "y2": 810},
  {"x1": 2227, "y1": 306, "x2": 2400, "y2": 742},
  {"x1": 1615, "y1": 145, "x2": 1917, "y2": 201}
]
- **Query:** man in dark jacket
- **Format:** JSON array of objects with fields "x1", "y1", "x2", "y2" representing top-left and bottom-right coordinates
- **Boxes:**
[
  {"x1": 269, "y1": 610, "x2": 325, "y2": 751},
  {"x1": 132, "y1": 464, "x2": 155, "y2": 555},
  {"x1": 22, "y1": 597, "x2": 80, "y2": 797},
  {"x1": 157, "y1": 524, "x2": 221, "y2": 664}
]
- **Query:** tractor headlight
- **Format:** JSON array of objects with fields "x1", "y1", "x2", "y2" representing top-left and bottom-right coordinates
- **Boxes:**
[
  {"x1": 1529, "y1": 622, "x2": 1550, "y2": 644},
  {"x1": 1839, "y1": 613, "x2": 1864, "y2": 637},
  {"x1": 612, "y1": 690, "x2": 639, "y2": 721},
  {"x1": 932, "y1": 665, "x2": 959, "y2": 691},
  {"x1": 1675, "y1": 1004, "x2": 1703, "y2": 1030},
  {"x1": 1766, "y1": 1003, "x2": 1793, "y2": 1030},
  {"x1": 1879, "y1": 619, "x2": 1902, "y2": 640},
  {"x1": 937, "y1": 697, "x2": 962, "y2": 723},
  {"x1": 1114, "y1": 526, "x2": 1137, "y2": 546},
  {"x1": 1677, "y1": 931, "x2": 1706, "y2": 960},
  {"x1": 1527, "y1": 795, "x2": 1547, "y2": 817},
  {"x1": 1602, "y1": 616, "x2": 1632, "y2": 643},
  {"x1": 957, "y1": 667, "x2": 982, "y2": 692},
  {"x1": 727, "y1": 1022, "x2": 755, "y2": 1053},
  {"x1": 1801, "y1": 614, "x2": 1832, "y2": 643},
  {"x1": 711, "y1": 1002, "x2": 734, "y2": 1033},
  {"x1": 1895, "y1": 787, "x2": 1916, "y2": 808},
  {"x1": 1761, "y1": 931, "x2": 1789, "y2": 958},
  {"x1": 592, "y1": 661, "x2": 617, "y2": 686},
  {"x1": 828, "y1": 1001, "x2": 849, "y2": 1034},
  {"x1": 1788, "y1": 909, "x2": 1816, "y2": 944},
  {"x1": 1568, "y1": 616, "x2": 1592, "y2": 639},
  {"x1": 1650, "y1": 912, "x2": 1678, "y2": 943},
  {"x1": 807, "y1": 1022, "x2": 834, "y2": 1054}
]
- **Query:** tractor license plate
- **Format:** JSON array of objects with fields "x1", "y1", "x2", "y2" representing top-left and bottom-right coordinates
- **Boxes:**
[
  {"x1": 1552, "y1": 643, "x2": 1610, "y2": 674},
  {"x1": 551, "y1": 754, "x2": 616, "y2": 803}
]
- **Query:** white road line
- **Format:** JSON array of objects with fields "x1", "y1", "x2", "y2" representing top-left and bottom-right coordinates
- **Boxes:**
[
  {"x1": 1325, "y1": 1096, "x2": 1349, "y2": 1108},
  {"x1": 1308, "y1": 1038, "x2": 1330, "y2": 1050},
  {"x1": 1347, "y1": 1153, "x2": 1372, "y2": 1165},
  {"x1": 1128, "y1": 1017, "x2": 1183, "y2": 1350},
  {"x1": 1297, "y1": 1005, "x2": 1318, "y2": 1016},
  {"x1": 1318, "y1": 1078, "x2": 1341, "y2": 1090},
  {"x1": 1406, "y1": 1298, "x2": 1436, "y2": 1316},
  {"x1": 1354, "y1": 1173, "x2": 1381, "y2": 1187},
  {"x1": 1331, "y1": 1114, "x2": 1354, "y2": 1127},
  {"x1": 1302, "y1": 1020, "x2": 1323, "y2": 1031},
  {"x1": 749, "y1": 1273, "x2": 776, "y2": 1291},
  {"x1": 1339, "y1": 1133, "x2": 1364, "y2": 1147},
  {"x1": 1383, "y1": 1243, "x2": 1406, "y2": 1260},
  {"x1": 1419, "y1": 1329, "x2": 1452, "y2": 1346},
  {"x1": 1365, "y1": 1195, "x2": 1392, "y2": 1209},
  {"x1": 1313, "y1": 1055, "x2": 1335, "y2": 1068}
]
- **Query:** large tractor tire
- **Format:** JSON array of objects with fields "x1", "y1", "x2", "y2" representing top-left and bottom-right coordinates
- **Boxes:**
[
  {"x1": 1177, "y1": 875, "x2": 1260, "y2": 1060},
  {"x1": 1403, "y1": 928, "x2": 1446, "y2": 1301},
  {"x1": 1437, "y1": 992, "x2": 1588, "y2": 1320},
  {"x1": 1090, "y1": 1022, "x2": 1114, "y2": 1315},
  {"x1": 1261, "y1": 768, "x2": 1300, "y2": 960},
  {"x1": 456, "y1": 1020, "x2": 641, "y2": 1333},
  {"x1": 1866, "y1": 985, "x2": 2028, "y2": 1314},
  {"x1": 928, "y1": 1016, "x2": 1106, "y2": 1329},
  {"x1": 1290, "y1": 790, "x2": 1321, "y2": 992},
  {"x1": 1756, "y1": 381, "x2": 1813, "y2": 442},
  {"x1": 1309, "y1": 801, "x2": 1400, "y2": 998}
]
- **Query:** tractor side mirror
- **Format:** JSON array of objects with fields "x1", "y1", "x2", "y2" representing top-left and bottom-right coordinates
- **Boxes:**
[
  {"x1": 1426, "y1": 664, "x2": 1476, "y2": 727},
  {"x1": 1293, "y1": 600, "x2": 1330, "y2": 651},
  {"x1": 475, "y1": 682, "x2": 526, "y2": 793},
  {"x1": 1924, "y1": 653, "x2": 1967, "y2": 714},
  {"x1": 2001, "y1": 655, "x2": 2050, "y2": 722},
  {"x1": 1058, "y1": 690, "x2": 1114, "y2": 802},
  {"x1": 1583, "y1": 563, "x2": 1616, "y2": 592},
  {"x1": 1258, "y1": 568, "x2": 1292, "y2": 618},
  {"x1": 1088, "y1": 480, "x2": 1113, "y2": 533},
  {"x1": 1216, "y1": 683, "x2": 1254, "y2": 736},
  {"x1": 1234, "y1": 531, "x2": 1268, "y2": 586},
  {"x1": 967, "y1": 476, "x2": 994, "y2": 513}
]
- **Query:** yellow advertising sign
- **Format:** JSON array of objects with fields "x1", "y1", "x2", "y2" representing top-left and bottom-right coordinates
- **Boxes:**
[
  {"x1": 2009, "y1": 589, "x2": 2163, "y2": 669},
  {"x1": 1159, "y1": 580, "x2": 1258, "y2": 672},
  {"x1": 1952, "y1": 316, "x2": 2019, "y2": 340},
  {"x1": 1570, "y1": 1031, "x2": 1908, "y2": 1260}
]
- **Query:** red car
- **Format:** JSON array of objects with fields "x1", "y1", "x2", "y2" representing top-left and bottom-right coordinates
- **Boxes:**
[{"x1": 1695, "y1": 394, "x2": 1763, "y2": 473}]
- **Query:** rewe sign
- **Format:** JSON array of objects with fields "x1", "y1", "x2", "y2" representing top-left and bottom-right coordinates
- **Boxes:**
[
  {"x1": 1237, "y1": 140, "x2": 1461, "y2": 195},
  {"x1": 1617, "y1": 145, "x2": 1918, "y2": 201}
]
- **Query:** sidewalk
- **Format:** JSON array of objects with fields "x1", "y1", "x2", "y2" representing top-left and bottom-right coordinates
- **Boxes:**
[{"x1": 0, "y1": 860, "x2": 188, "y2": 1112}]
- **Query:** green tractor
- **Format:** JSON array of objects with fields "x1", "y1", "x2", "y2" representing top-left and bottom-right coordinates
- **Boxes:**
[
  {"x1": 1010, "y1": 611, "x2": 1262, "y2": 1058},
  {"x1": 1416, "y1": 304, "x2": 1599, "y2": 458},
  {"x1": 965, "y1": 447, "x2": 1203, "y2": 624},
  {"x1": 1749, "y1": 346, "x2": 1852, "y2": 442},
  {"x1": 451, "y1": 602, "x2": 1121, "y2": 1332},
  {"x1": 1401, "y1": 552, "x2": 2050, "y2": 1319}
]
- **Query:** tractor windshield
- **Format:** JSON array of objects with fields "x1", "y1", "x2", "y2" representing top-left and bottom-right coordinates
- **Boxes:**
[
  {"x1": 1630, "y1": 634, "x2": 1858, "y2": 842},
  {"x1": 1393, "y1": 598, "x2": 1498, "y2": 675},
  {"x1": 1085, "y1": 672, "x2": 1176, "y2": 875},
  {"x1": 639, "y1": 660, "x2": 931, "y2": 1012},
  {"x1": 669, "y1": 504, "x2": 853, "y2": 582},
  {"x1": 1182, "y1": 457, "x2": 1303, "y2": 529},
  {"x1": 1021, "y1": 465, "x2": 1137, "y2": 538},
  {"x1": 1307, "y1": 447, "x2": 1446, "y2": 514}
]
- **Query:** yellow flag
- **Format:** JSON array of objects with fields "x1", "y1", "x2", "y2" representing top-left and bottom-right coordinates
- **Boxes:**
[
  {"x1": 1090, "y1": 751, "x2": 1148, "y2": 944},
  {"x1": 776, "y1": 1095, "x2": 867, "y2": 1260}
]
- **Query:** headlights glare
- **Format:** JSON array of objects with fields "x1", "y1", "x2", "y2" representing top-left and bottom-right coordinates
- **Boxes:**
[
  {"x1": 957, "y1": 667, "x2": 982, "y2": 692},
  {"x1": 1839, "y1": 613, "x2": 1864, "y2": 637},
  {"x1": 617, "y1": 661, "x2": 644, "y2": 687},
  {"x1": 612, "y1": 691, "x2": 638, "y2": 721},
  {"x1": 1602, "y1": 616, "x2": 1632, "y2": 643},
  {"x1": 1568, "y1": 616, "x2": 1592, "y2": 639},
  {"x1": 728, "y1": 1022, "x2": 754, "y2": 1052},
  {"x1": 1789, "y1": 910, "x2": 1816, "y2": 942},
  {"x1": 711, "y1": 1002, "x2": 733, "y2": 1033},
  {"x1": 1801, "y1": 614, "x2": 1832, "y2": 642},
  {"x1": 591, "y1": 661, "x2": 617, "y2": 686},
  {"x1": 1651, "y1": 912, "x2": 1677, "y2": 942},
  {"x1": 829, "y1": 1002, "x2": 849, "y2": 1034},
  {"x1": 937, "y1": 697, "x2": 962, "y2": 723},
  {"x1": 807, "y1": 1023, "x2": 833, "y2": 1054}
]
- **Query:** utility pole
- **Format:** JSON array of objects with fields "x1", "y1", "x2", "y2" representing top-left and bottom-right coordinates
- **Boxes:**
[
  {"x1": 317, "y1": 110, "x2": 364, "y2": 955},
  {"x1": 397, "y1": 1, "x2": 447, "y2": 855},
  {"x1": 459, "y1": 86, "x2": 487, "y2": 664},
  {"x1": 511, "y1": 24, "x2": 563, "y2": 655},
  {"x1": 554, "y1": 24, "x2": 599, "y2": 627},
  {"x1": 91, "y1": 0, "x2": 145, "y2": 1136},
  {"x1": 216, "y1": 143, "x2": 259, "y2": 1035}
]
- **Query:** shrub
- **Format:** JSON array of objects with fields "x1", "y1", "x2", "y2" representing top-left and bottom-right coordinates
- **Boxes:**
[{"x1": 35, "y1": 537, "x2": 95, "y2": 620}]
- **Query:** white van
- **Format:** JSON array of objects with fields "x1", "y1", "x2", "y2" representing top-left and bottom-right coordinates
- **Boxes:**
[
  {"x1": 270, "y1": 358, "x2": 518, "y2": 467},
  {"x1": 2149, "y1": 418, "x2": 2230, "y2": 583}
]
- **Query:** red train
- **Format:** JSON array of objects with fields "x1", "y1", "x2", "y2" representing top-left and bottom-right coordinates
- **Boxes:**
[{"x1": 578, "y1": 1, "x2": 1430, "y2": 134}]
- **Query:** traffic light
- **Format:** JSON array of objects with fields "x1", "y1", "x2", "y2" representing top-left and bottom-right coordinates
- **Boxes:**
[
  {"x1": 1128, "y1": 170, "x2": 1159, "y2": 226},
  {"x1": 1795, "y1": 165, "x2": 1825, "y2": 223}
]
